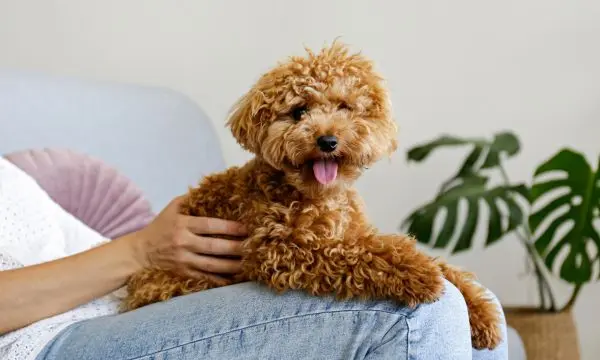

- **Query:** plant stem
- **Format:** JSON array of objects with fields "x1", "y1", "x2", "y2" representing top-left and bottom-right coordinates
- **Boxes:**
[
  {"x1": 520, "y1": 232, "x2": 556, "y2": 311},
  {"x1": 520, "y1": 231, "x2": 546, "y2": 309},
  {"x1": 497, "y1": 163, "x2": 557, "y2": 311},
  {"x1": 562, "y1": 284, "x2": 582, "y2": 312}
]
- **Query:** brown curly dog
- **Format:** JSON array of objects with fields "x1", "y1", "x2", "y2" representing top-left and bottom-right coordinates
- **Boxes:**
[{"x1": 124, "y1": 41, "x2": 502, "y2": 350}]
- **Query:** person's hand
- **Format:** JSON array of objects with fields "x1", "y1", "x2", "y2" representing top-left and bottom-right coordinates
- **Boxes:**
[{"x1": 130, "y1": 196, "x2": 248, "y2": 281}]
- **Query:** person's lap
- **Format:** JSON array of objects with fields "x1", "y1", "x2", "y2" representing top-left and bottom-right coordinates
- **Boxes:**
[{"x1": 36, "y1": 279, "x2": 507, "y2": 360}]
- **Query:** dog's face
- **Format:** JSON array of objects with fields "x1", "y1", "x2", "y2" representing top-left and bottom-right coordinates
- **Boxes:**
[{"x1": 227, "y1": 42, "x2": 398, "y2": 195}]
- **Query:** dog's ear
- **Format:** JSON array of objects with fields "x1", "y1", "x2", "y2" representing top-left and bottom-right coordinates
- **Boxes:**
[
  {"x1": 386, "y1": 130, "x2": 399, "y2": 156},
  {"x1": 385, "y1": 124, "x2": 398, "y2": 157},
  {"x1": 375, "y1": 91, "x2": 399, "y2": 158},
  {"x1": 384, "y1": 106, "x2": 399, "y2": 157},
  {"x1": 226, "y1": 89, "x2": 268, "y2": 153}
]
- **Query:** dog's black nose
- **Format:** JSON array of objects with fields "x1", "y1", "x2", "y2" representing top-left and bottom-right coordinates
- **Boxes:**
[{"x1": 317, "y1": 136, "x2": 338, "y2": 152}]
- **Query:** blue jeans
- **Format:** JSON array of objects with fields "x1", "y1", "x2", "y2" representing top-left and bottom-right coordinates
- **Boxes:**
[{"x1": 37, "y1": 280, "x2": 507, "y2": 360}]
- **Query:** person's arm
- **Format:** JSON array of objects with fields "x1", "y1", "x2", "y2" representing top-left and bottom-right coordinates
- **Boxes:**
[
  {"x1": 0, "y1": 233, "x2": 141, "y2": 334},
  {"x1": 0, "y1": 196, "x2": 247, "y2": 335}
]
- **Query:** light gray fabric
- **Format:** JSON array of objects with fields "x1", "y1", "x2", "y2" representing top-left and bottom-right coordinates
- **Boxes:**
[
  {"x1": 507, "y1": 326, "x2": 527, "y2": 360},
  {"x1": 0, "y1": 69, "x2": 225, "y2": 211}
]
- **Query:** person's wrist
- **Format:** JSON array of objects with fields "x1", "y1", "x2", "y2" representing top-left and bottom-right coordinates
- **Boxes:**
[{"x1": 115, "y1": 229, "x2": 150, "y2": 272}]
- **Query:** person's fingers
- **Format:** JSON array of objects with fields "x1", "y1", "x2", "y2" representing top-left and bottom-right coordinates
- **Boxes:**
[
  {"x1": 167, "y1": 194, "x2": 187, "y2": 209},
  {"x1": 181, "y1": 215, "x2": 247, "y2": 236},
  {"x1": 182, "y1": 252, "x2": 243, "y2": 274},
  {"x1": 183, "y1": 234, "x2": 244, "y2": 256}
]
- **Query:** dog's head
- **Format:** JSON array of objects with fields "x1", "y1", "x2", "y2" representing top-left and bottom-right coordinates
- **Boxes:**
[{"x1": 227, "y1": 41, "x2": 398, "y2": 195}]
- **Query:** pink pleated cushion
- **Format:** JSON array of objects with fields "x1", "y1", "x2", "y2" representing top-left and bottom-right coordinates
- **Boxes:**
[{"x1": 4, "y1": 148, "x2": 155, "y2": 239}]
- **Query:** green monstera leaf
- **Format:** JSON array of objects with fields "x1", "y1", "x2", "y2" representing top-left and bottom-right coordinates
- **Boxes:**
[
  {"x1": 403, "y1": 131, "x2": 526, "y2": 253},
  {"x1": 530, "y1": 149, "x2": 600, "y2": 285},
  {"x1": 407, "y1": 132, "x2": 520, "y2": 187},
  {"x1": 402, "y1": 175, "x2": 529, "y2": 254}
]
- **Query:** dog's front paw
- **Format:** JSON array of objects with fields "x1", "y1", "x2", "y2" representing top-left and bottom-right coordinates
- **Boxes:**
[
  {"x1": 380, "y1": 257, "x2": 444, "y2": 307},
  {"x1": 401, "y1": 263, "x2": 444, "y2": 307},
  {"x1": 367, "y1": 235, "x2": 445, "y2": 307}
]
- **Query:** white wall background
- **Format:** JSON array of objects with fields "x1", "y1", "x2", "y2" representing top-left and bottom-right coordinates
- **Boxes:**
[{"x1": 1, "y1": 0, "x2": 599, "y2": 357}]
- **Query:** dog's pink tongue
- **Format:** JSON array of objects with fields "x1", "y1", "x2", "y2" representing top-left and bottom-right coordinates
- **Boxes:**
[{"x1": 313, "y1": 159, "x2": 338, "y2": 185}]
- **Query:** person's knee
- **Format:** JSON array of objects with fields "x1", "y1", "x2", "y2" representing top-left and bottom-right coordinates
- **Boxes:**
[
  {"x1": 399, "y1": 279, "x2": 472, "y2": 359},
  {"x1": 413, "y1": 278, "x2": 472, "y2": 341},
  {"x1": 437, "y1": 278, "x2": 470, "y2": 319}
]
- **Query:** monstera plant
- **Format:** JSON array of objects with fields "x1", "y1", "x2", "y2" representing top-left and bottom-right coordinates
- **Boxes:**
[{"x1": 401, "y1": 131, "x2": 600, "y2": 313}]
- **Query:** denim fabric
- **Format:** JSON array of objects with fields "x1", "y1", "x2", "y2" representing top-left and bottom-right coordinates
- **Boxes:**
[{"x1": 36, "y1": 280, "x2": 507, "y2": 360}]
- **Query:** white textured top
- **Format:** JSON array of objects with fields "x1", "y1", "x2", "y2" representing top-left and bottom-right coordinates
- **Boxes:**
[{"x1": 0, "y1": 157, "x2": 122, "y2": 360}]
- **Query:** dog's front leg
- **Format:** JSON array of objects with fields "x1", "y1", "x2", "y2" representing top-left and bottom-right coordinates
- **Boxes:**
[
  {"x1": 242, "y1": 227, "x2": 444, "y2": 307},
  {"x1": 356, "y1": 233, "x2": 445, "y2": 307}
]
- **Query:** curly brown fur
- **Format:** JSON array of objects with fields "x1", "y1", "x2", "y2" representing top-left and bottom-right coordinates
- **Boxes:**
[
  {"x1": 123, "y1": 41, "x2": 502, "y2": 350},
  {"x1": 438, "y1": 261, "x2": 503, "y2": 349}
]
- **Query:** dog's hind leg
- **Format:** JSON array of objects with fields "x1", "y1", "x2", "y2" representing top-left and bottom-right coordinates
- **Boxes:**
[
  {"x1": 437, "y1": 261, "x2": 503, "y2": 350},
  {"x1": 122, "y1": 268, "x2": 230, "y2": 311}
]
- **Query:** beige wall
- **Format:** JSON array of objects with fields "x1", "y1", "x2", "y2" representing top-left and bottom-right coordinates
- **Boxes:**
[{"x1": 1, "y1": 0, "x2": 599, "y2": 357}]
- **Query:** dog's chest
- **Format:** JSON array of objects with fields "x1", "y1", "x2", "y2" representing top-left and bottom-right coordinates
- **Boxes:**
[
  {"x1": 307, "y1": 199, "x2": 352, "y2": 239},
  {"x1": 246, "y1": 196, "x2": 352, "y2": 241}
]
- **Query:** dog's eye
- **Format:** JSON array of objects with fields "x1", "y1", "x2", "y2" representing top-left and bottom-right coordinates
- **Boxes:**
[
  {"x1": 338, "y1": 102, "x2": 351, "y2": 111},
  {"x1": 291, "y1": 106, "x2": 308, "y2": 121}
]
